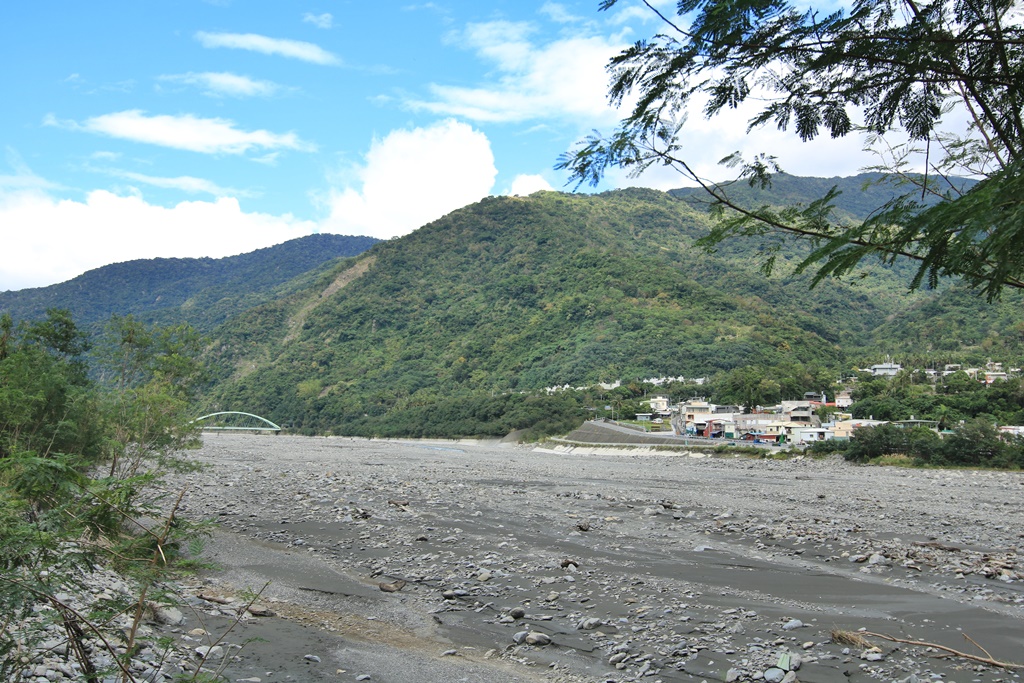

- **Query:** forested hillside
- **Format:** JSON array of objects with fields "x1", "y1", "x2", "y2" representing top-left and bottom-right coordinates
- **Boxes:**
[
  {"x1": 6, "y1": 175, "x2": 1020, "y2": 440},
  {"x1": 200, "y1": 186, "x2": 995, "y2": 436},
  {"x1": 0, "y1": 234, "x2": 379, "y2": 332}
]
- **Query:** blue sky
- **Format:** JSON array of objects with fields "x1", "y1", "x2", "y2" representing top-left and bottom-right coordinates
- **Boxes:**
[{"x1": 1, "y1": 0, "x2": 872, "y2": 291}]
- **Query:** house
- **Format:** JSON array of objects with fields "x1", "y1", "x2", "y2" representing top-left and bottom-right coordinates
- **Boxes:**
[
  {"x1": 681, "y1": 399, "x2": 714, "y2": 433},
  {"x1": 868, "y1": 362, "x2": 902, "y2": 377},
  {"x1": 736, "y1": 420, "x2": 794, "y2": 443},
  {"x1": 793, "y1": 426, "x2": 830, "y2": 443},
  {"x1": 831, "y1": 419, "x2": 889, "y2": 440},
  {"x1": 892, "y1": 418, "x2": 940, "y2": 431},
  {"x1": 780, "y1": 401, "x2": 818, "y2": 425},
  {"x1": 647, "y1": 394, "x2": 671, "y2": 413},
  {"x1": 733, "y1": 413, "x2": 777, "y2": 435},
  {"x1": 834, "y1": 390, "x2": 853, "y2": 409}
]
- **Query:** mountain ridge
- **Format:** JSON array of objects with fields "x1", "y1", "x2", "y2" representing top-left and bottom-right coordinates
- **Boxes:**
[{"x1": 0, "y1": 233, "x2": 380, "y2": 332}]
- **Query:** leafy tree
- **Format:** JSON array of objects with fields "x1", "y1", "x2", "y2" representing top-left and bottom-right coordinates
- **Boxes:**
[
  {"x1": 560, "y1": 0, "x2": 1024, "y2": 300},
  {"x1": 844, "y1": 423, "x2": 942, "y2": 462},
  {"x1": 933, "y1": 417, "x2": 1015, "y2": 466},
  {"x1": 0, "y1": 312, "x2": 209, "y2": 680}
]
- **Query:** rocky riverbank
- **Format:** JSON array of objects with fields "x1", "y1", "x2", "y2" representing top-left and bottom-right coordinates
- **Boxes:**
[{"x1": 13, "y1": 434, "x2": 1023, "y2": 682}]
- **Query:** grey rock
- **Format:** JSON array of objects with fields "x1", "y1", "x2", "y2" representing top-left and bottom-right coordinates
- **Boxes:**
[
  {"x1": 525, "y1": 632, "x2": 551, "y2": 646},
  {"x1": 764, "y1": 667, "x2": 786, "y2": 683},
  {"x1": 194, "y1": 645, "x2": 223, "y2": 659},
  {"x1": 152, "y1": 605, "x2": 185, "y2": 626}
]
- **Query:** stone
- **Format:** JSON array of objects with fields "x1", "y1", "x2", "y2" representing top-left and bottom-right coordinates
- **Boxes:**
[
  {"x1": 525, "y1": 632, "x2": 551, "y2": 646},
  {"x1": 509, "y1": 607, "x2": 526, "y2": 619},
  {"x1": 764, "y1": 667, "x2": 786, "y2": 683},
  {"x1": 781, "y1": 619, "x2": 803, "y2": 631},
  {"x1": 304, "y1": 654, "x2": 322, "y2": 663},
  {"x1": 153, "y1": 605, "x2": 185, "y2": 626},
  {"x1": 247, "y1": 604, "x2": 276, "y2": 617}
]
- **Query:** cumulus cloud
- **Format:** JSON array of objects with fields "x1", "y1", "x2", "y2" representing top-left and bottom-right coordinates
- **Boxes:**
[
  {"x1": 0, "y1": 188, "x2": 316, "y2": 291},
  {"x1": 302, "y1": 12, "x2": 333, "y2": 29},
  {"x1": 319, "y1": 119, "x2": 497, "y2": 240},
  {"x1": 506, "y1": 174, "x2": 553, "y2": 196},
  {"x1": 407, "y1": 20, "x2": 622, "y2": 124},
  {"x1": 195, "y1": 31, "x2": 341, "y2": 65},
  {"x1": 159, "y1": 72, "x2": 281, "y2": 98},
  {"x1": 48, "y1": 110, "x2": 314, "y2": 155}
]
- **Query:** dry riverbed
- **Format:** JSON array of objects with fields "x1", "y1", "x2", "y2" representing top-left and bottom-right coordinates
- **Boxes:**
[{"x1": 147, "y1": 433, "x2": 1024, "y2": 683}]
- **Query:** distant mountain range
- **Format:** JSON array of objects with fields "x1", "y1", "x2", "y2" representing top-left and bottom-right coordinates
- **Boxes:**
[
  {"x1": 0, "y1": 234, "x2": 379, "y2": 332},
  {"x1": 3, "y1": 175, "x2": 1019, "y2": 438}
]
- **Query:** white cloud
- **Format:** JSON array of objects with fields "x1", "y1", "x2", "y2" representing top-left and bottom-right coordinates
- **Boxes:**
[
  {"x1": 195, "y1": 31, "x2": 341, "y2": 65},
  {"x1": 318, "y1": 119, "x2": 497, "y2": 240},
  {"x1": 606, "y1": 0, "x2": 676, "y2": 24},
  {"x1": 0, "y1": 188, "x2": 316, "y2": 291},
  {"x1": 0, "y1": 148, "x2": 61, "y2": 192},
  {"x1": 505, "y1": 174, "x2": 553, "y2": 196},
  {"x1": 540, "y1": 3, "x2": 583, "y2": 23},
  {"x1": 100, "y1": 169, "x2": 253, "y2": 198},
  {"x1": 407, "y1": 21, "x2": 622, "y2": 124},
  {"x1": 599, "y1": 94, "x2": 879, "y2": 192},
  {"x1": 302, "y1": 12, "x2": 333, "y2": 29},
  {"x1": 159, "y1": 72, "x2": 280, "y2": 98},
  {"x1": 50, "y1": 110, "x2": 314, "y2": 155}
]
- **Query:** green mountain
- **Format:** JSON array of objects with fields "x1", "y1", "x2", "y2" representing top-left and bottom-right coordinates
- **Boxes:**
[
  {"x1": 201, "y1": 186, "x2": 969, "y2": 435},
  {"x1": 668, "y1": 172, "x2": 976, "y2": 220},
  {"x1": 0, "y1": 234, "x2": 379, "y2": 332},
  {"x1": 6, "y1": 174, "x2": 1019, "y2": 439}
]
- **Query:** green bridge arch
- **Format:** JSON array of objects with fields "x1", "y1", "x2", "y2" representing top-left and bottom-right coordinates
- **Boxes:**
[{"x1": 191, "y1": 411, "x2": 282, "y2": 432}]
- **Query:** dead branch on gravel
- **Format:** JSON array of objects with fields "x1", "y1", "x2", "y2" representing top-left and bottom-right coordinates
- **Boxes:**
[{"x1": 831, "y1": 629, "x2": 1023, "y2": 669}]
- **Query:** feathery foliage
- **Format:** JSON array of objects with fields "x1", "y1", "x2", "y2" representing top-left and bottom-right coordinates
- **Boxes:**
[{"x1": 560, "y1": 0, "x2": 1024, "y2": 300}]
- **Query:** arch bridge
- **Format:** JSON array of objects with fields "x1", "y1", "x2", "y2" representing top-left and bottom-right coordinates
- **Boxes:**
[{"x1": 191, "y1": 411, "x2": 282, "y2": 432}]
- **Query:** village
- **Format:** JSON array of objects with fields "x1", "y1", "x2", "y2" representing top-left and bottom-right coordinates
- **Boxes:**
[{"x1": 587, "y1": 360, "x2": 1024, "y2": 446}]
